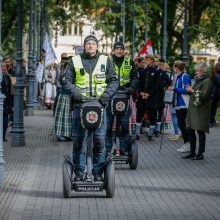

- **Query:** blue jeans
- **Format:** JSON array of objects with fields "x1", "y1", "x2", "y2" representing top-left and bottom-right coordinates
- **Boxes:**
[
  {"x1": 72, "y1": 107, "x2": 107, "y2": 176},
  {"x1": 171, "y1": 113, "x2": 179, "y2": 135},
  {"x1": 105, "y1": 105, "x2": 131, "y2": 153}
]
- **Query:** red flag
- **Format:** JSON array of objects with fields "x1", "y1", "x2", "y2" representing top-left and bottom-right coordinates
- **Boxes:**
[{"x1": 137, "y1": 39, "x2": 154, "y2": 58}]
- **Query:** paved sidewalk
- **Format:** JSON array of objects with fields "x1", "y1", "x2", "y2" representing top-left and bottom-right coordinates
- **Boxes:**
[{"x1": 0, "y1": 110, "x2": 220, "y2": 220}]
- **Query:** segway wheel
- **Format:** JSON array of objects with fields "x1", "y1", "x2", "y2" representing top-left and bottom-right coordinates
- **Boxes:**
[
  {"x1": 129, "y1": 140, "x2": 138, "y2": 170},
  {"x1": 104, "y1": 160, "x2": 115, "y2": 198},
  {"x1": 62, "y1": 161, "x2": 72, "y2": 198}
]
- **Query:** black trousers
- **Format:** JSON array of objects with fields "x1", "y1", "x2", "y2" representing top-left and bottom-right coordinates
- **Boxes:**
[
  {"x1": 210, "y1": 96, "x2": 220, "y2": 124},
  {"x1": 176, "y1": 108, "x2": 189, "y2": 143},
  {"x1": 189, "y1": 129, "x2": 206, "y2": 155},
  {"x1": 136, "y1": 99, "x2": 157, "y2": 126},
  {"x1": 3, "y1": 113, "x2": 8, "y2": 140}
]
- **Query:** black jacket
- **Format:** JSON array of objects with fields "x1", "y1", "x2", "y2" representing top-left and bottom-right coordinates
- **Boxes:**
[
  {"x1": 156, "y1": 68, "x2": 173, "y2": 109},
  {"x1": 138, "y1": 65, "x2": 161, "y2": 110},
  {"x1": 1, "y1": 74, "x2": 12, "y2": 114},
  {"x1": 212, "y1": 71, "x2": 220, "y2": 97},
  {"x1": 63, "y1": 50, "x2": 119, "y2": 103}
]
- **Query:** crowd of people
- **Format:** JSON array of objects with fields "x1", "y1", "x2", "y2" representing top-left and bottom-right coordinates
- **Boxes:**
[
  {"x1": 2, "y1": 35, "x2": 220, "y2": 179},
  {"x1": 50, "y1": 34, "x2": 220, "y2": 180}
]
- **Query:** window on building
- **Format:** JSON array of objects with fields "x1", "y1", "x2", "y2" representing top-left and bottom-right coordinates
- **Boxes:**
[
  {"x1": 74, "y1": 24, "x2": 78, "y2": 35},
  {"x1": 68, "y1": 23, "x2": 72, "y2": 35},
  {"x1": 79, "y1": 23, "x2": 83, "y2": 35}
]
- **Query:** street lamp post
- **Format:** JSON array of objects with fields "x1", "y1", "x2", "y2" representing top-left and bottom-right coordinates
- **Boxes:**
[
  {"x1": 121, "y1": 0, "x2": 125, "y2": 44},
  {"x1": 162, "y1": 0, "x2": 168, "y2": 61},
  {"x1": 182, "y1": 0, "x2": 188, "y2": 62},
  {"x1": 11, "y1": 0, "x2": 26, "y2": 147},
  {"x1": 145, "y1": 0, "x2": 148, "y2": 42},
  {"x1": 25, "y1": 0, "x2": 35, "y2": 116},
  {"x1": 33, "y1": 0, "x2": 38, "y2": 109},
  {"x1": 0, "y1": 0, "x2": 5, "y2": 182},
  {"x1": 37, "y1": 0, "x2": 41, "y2": 59},
  {"x1": 132, "y1": 0, "x2": 135, "y2": 60}
]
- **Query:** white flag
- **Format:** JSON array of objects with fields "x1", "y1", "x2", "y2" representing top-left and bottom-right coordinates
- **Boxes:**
[
  {"x1": 36, "y1": 63, "x2": 44, "y2": 83},
  {"x1": 43, "y1": 32, "x2": 57, "y2": 67}
]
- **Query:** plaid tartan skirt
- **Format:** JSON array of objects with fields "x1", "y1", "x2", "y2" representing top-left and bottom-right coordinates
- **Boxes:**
[{"x1": 54, "y1": 92, "x2": 72, "y2": 137}]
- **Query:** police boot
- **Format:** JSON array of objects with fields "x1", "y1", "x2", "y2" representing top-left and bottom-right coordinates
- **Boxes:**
[{"x1": 135, "y1": 123, "x2": 142, "y2": 140}]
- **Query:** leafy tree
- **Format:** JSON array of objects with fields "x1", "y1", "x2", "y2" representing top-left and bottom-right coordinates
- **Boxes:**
[{"x1": 2, "y1": 0, "x2": 220, "y2": 62}]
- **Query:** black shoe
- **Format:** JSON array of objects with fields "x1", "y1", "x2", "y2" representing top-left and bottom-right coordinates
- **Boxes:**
[
  {"x1": 65, "y1": 137, "x2": 72, "y2": 141},
  {"x1": 148, "y1": 135, "x2": 153, "y2": 141},
  {"x1": 191, "y1": 154, "x2": 204, "y2": 160},
  {"x1": 212, "y1": 123, "x2": 219, "y2": 127},
  {"x1": 181, "y1": 153, "x2": 195, "y2": 159},
  {"x1": 155, "y1": 131, "x2": 160, "y2": 137},
  {"x1": 74, "y1": 175, "x2": 84, "y2": 181},
  {"x1": 94, "y1": 175, "x2": 103, "y2": 181},
  {"x1": 121, "y1": 151, "x2": 129, "y2": 156},
  {"x1": 57, "y1": 136, "x2": 66, "y2": 141},
  {"x1": 135, "y1": 135, "x2": 140, "y2": 140}
]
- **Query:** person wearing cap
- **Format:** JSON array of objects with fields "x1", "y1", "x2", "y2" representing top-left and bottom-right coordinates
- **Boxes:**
[
  {"x1": 105, "y1": 41, "x2": 138, "y2": 156},
  {"x1": 63, "y1": 35, "x2": 119, "y2": 181}
]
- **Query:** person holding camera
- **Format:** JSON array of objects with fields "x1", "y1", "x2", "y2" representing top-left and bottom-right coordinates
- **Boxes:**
[{"x1": 63, "y1": 35, "x2": 118, "y2": 181}]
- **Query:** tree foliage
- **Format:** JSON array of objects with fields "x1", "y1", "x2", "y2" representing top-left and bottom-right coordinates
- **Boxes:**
[{"x1": 1, "y1": 0, "x2": 220, "y2": 60}]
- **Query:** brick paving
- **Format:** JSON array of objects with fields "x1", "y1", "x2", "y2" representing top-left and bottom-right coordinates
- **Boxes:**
[{"x1": 0, "y1": 110, "x2": 220, "y2": 220}]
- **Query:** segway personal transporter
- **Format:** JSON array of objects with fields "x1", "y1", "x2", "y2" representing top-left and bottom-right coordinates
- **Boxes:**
[
  {"x1": 62, "y1": 98, "x2": 115, "y2": 198},
  {"x1": 111, "y1": 90, "x2": 138, "y2": 169}
]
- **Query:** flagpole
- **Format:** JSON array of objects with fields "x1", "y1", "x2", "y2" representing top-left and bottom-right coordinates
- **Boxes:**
[
  {"x1": 145, "y1": 0, "x2": 148, "y2": 43},
  {"x1": 25, "y1": 0, "x2": 35, "y2": 116},
  {"x1": 162, "y1": 0, "x2": 167, "y2": 61}
]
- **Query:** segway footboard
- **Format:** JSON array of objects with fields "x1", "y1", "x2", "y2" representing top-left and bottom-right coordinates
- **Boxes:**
[
  {"x1": 113, "y1": 155, "x2": 129, "y2": 164},
  {"x1": 73, "y1": 181, "x2": 104, "y2": 192}
]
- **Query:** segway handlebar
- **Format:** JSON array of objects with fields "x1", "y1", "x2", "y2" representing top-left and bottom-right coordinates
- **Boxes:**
[{"x1": 79, "y1": 96, "x2": 98, "y2": 103}]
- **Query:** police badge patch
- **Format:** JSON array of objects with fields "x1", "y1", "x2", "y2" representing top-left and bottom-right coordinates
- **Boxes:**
[
  {"x1": 86, "y1": 111, "x2": 98, "y2": 124},
  {"x1": 115, "y1": 101, "x2": 126, "y2": 112}
]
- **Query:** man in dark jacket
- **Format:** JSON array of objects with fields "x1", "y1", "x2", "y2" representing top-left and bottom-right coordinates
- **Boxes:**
[
  {"x1": 1, "y1": 62, "x2": 12, "y2": 142},
  {"x1": 105, "y1": 42, "x2": 138, "y2": 156},
  {"x1": 136, "y1": 54, "x2": 160, "y2": 141},
  {"x1": 154, "y1": 58, "x2": 172, "y2": 136},
  {"x1": 63, "y1": 35, "x2": 119, "y2": 181},
  {"x1": 210, "y1": 62, "x2": 220, "y2": 126}
]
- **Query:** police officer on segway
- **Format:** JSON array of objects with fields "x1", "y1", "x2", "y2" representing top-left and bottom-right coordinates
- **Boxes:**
[
  {"x1": 63, "y1": 35, "x2": 118, "y2": 182},
  {"x1": 105, "y1": 42, "x2": 138, "y2": 157}
]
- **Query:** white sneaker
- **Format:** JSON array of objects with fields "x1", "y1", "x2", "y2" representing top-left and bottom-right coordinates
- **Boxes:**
[
  {"x1": 169, "y1": 135, "x2": 180, "y2": 141},
  {"x1": 179, "y1": 143, "x2": 190, "y2": 153},
  {"x1": 177, "y1": 145, "x2": 184, "y2": 152}
]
